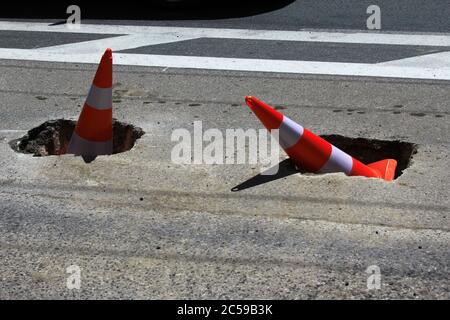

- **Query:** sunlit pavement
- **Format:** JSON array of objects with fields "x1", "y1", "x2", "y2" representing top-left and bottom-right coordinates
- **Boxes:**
[{"x1": 0, "y1": 1, "x2": 449, "y2": 299}]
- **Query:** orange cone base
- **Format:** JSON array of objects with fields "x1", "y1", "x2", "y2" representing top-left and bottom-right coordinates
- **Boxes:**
[{"x1": 366, "y1": 159, "x2": 398, "y2": 182}]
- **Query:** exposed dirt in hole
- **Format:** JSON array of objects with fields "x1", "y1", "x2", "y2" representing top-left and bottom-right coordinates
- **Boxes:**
[
  {"x1": 10, "y1": 119, "x2": 145, "y2": 158},
  {"x1": 10, "y1": 121, "x2": 416, "y2": 179},
  {"x1": 320, "y1": 135, "x2": 417, "y2": 179}
]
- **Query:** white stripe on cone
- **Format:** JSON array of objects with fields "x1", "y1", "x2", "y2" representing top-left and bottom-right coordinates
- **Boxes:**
[
  {"x1": 319, "y1": 145, "x2": 354, "y2": 174},
  {"x1": 277, "y1": 116, "x2": 356, "y2": 175},
  {"x1": 67, "y1": 132, "x2": 113, "y2": 156},
  {"x1": 85, "y1": 85, "x2": 113, "y2": 110},
  {"x1": 278, "y1": 116, "x2": 304, "y2": 149}
]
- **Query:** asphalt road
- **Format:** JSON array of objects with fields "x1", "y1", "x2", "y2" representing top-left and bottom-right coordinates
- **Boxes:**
[
  {"x1": 2, "y1": 0, "x2": 450, "y2": 32},
  {"x1": 98, "y1": 0, "x2": 450, "y2": 33},
  {"x1": 0, "y1": 1, "x2": 449, "y2": 299}
]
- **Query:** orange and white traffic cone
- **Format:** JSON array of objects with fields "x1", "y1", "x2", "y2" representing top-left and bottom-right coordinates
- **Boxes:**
[
  {"x1": 67, "y1": 48, "x2": 113, "y2": 163},
  {"x1": 245, "y1": 96, "x2": 397, "y2": 181}
]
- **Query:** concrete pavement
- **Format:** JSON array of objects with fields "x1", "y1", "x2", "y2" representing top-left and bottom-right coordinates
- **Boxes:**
[
  {"x1": 0, "y1": 0, "x2": 449, "y2": 300},
  {"x1": 0, "y1": 58, "x2": 449, "y2": 299}
]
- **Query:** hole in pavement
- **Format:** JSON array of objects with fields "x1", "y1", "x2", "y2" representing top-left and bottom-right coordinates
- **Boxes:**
[
  {"x1": 319, "y1": 135, "x2": 417, "y2": 179},
  {"x1": 232, "y1": 135, "x2": 417, "y2": 191},
  {"x1": 9, "y1": 119, "x2": 145, "y2": 158}
]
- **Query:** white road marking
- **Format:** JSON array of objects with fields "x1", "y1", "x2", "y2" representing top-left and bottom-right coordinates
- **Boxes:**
[
  {"x1": 0, "y1": 21, "x2": 449, "y2": 80},
  {"x1": 1, "y1": 21, "x2": 450, "y2": 47},
  {"x1": 0, "y1": 49, "x2": 449, "y2": 80},
  {"x1": 38, "y1": 34, "x2": 198, "y2": 54},
  {"x1": 379, "y1": 51, "x2": 450, "y2": 68}
]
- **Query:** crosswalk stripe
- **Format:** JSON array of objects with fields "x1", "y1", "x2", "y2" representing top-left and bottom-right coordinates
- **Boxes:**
[
  {"x1": 0, "y1": 49, "x2": 449, "y2": 80},
  {"x1": 1, "y1": 21, "x2": 450, "y2": 47},
  {"x1": 0, "y1": 21, "x2": 449, "y2": 80}
]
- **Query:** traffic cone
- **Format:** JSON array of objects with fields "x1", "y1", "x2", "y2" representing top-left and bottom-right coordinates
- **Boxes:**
[
  {"x1": 245, "y1": 96, "x2": 397, "y2": 181},
  {"x1": 67, "y1": 48, "x2": 113, "y2": 163}
]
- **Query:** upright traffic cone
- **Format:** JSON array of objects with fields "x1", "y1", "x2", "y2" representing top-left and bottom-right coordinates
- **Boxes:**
[
  {"x1": 67, "y1": 48, "x2": 113, "y2": 163},
  {"x1": 245, "y1": 96, "x2": 397, "y2": 181}
]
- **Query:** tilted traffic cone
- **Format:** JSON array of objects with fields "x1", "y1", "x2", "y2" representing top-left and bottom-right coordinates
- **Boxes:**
[
  {"x1": 67, "y1": 48, "x2": 113, "y2": 163},
  {"x1": 245, "y1": 96, "x2": 397, "y2": 181}
]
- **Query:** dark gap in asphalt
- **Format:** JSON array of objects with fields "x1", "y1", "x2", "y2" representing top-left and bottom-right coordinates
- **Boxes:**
[
  {"x1": 48, "y1": 21, "x2": 67, "y2": 26},
  {"x1": 232, "y1": 136, "x2": 417, "y2": 191},
  {"x1": 9, "y1": 119, "x2": 145, "y2": 159}
]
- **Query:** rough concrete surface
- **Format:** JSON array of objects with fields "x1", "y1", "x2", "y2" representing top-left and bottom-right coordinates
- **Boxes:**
[{"x1": 0, "y1": 60, "x2": 449, "y2": 299}]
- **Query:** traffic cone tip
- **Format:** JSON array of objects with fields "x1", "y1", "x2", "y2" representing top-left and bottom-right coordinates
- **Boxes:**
[
  {"x1": 245, "y1": 96, "x2": 284, "y2": 131},
  {"x1": 245, "y1": 96, "x2": 255, "y2": 104}
]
